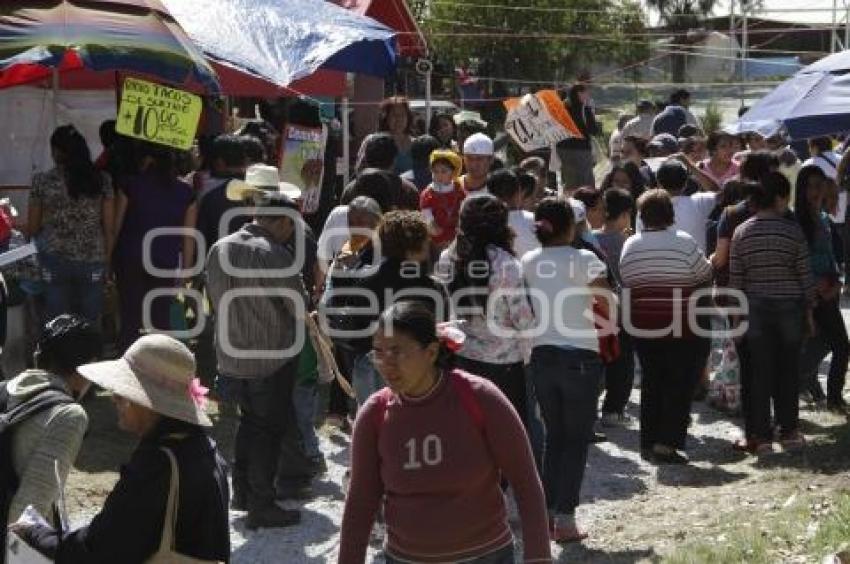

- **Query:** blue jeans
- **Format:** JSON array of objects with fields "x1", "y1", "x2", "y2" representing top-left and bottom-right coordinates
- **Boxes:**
[
  {"x1": 352, "y1": 353, "x2": 384, "y2": 408},
  {"x1": 228, "y1": 362, "x2": 296, "y2": 509},
  {"x1": 293, "y1": 382, "x2": 321, "y2": 459},
  {"x1": 746, "y1": 297, "x2": 804, "y2": 440},
  {"x1": 40, "y1": 252, "x2": 105, "y2": 324},
  {"x1": 529, "y1": 346, "x2": 602, "y2": 515},
  {"x1": 524, "y1": 370, "x2": 545, "y2": 473}
]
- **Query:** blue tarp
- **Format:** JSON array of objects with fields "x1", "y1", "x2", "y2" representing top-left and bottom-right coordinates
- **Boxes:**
[
  {"x1": 738, "y1": 57, "x2": 801, "y2": 80},
  {"x1": 162, "y1": 0, "x2": 398, "y2": 88},
  {"x1": 728, "y1": 50, "x2": 850, "y2": 140}
]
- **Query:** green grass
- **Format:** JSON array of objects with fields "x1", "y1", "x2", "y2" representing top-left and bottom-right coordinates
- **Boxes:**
[
  {"x1": 665, "y1": 490, "x2": 850, "y2": 563},
  {"x1": 810, "y1": 493, "x2": 850, "y2": 557}
]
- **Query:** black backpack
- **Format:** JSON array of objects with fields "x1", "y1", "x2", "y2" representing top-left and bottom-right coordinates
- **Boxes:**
[{"x1": 0, "y1": 381, "x2": 73, "y2": 563}]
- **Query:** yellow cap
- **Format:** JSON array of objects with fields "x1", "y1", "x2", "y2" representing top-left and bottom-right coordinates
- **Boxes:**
[{"x1": 429, "y1": 149, "x2": 463, "y2": 179}]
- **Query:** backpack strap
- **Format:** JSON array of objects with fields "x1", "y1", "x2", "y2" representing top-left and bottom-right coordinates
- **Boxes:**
[
  {"x1": 0, "y1": 384, "x2": 74, "y2": 431},
  {"x1": 449, "y1": 371, "x2": 485, "y2": 431},
  {"x1": 156, "y1": 447, "x2": 180, "y2": 554},
  {"x1": 372, "y1": 387, "x2": 394, "y2": 432},
  {"x1": 372, "y1": 372, "x2": 486, "y2": 437}
]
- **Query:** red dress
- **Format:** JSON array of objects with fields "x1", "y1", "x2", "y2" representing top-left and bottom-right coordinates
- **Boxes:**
[{"x1": 419, "y1": 181, "x2": 467, "y2": 247}]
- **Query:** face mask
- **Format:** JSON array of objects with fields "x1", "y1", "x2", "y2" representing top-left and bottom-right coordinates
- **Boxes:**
[{"x1": 433, "y1": 181, "x2": 454, "y2": 192}]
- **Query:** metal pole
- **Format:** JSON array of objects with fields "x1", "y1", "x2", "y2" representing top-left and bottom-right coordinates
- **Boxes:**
[
  {"x1": 425, "y1": 68, "x2": 432, "y2": 132},
  {"x1": 833, "y1": 0, "x2": 839, "y2": 52},
  {"x1": 741, "y1": 6, "x2": 748, "y2": 106},
  {"x1": 342, "y1": 95, "x2": 350, "y2": 187},
  {"x1": 51, "y1": 67, "x2": 59, "y2": 130},
  {"x1": 844, "y1": 0, "x2": 850, "y2": 49}
]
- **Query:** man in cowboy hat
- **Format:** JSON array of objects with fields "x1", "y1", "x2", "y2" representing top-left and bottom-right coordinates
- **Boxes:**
[
  {"x1": 229, "y1": 164, "x2": 326, "y2": 497},
  {"x1": 206, "y1": 175, "x2": 310, "y2": 529}
]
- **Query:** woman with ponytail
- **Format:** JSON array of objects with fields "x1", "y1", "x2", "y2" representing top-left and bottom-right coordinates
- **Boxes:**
[
  {"x1": 28, "y1": 125, "x2": 115, "y2": 324},
  {"x1": 339, "y1": 301, "x2": 550, "y2": 564},
  {"x1": 437, "y1": 194, "x2": 536, "y2": 429},
  {"x1": 520, "y1": 197, "x2": 611, "y2": 543}
]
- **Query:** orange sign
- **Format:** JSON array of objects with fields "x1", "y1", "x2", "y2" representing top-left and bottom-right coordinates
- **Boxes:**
[{"x1": 503, "y1": 90, "x2": 583, "y2": 151}]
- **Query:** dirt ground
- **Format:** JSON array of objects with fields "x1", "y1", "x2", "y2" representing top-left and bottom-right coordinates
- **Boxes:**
[{"x1": 64, "y1": 373, "x2": 850, "y2": 563}]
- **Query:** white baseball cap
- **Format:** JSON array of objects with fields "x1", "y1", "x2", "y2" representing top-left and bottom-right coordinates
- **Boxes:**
[
  {"x1": 463, "y1": 132, "x2": 494, "y2": 157},
  {"x1": 568, "y1": 198, "x2": 587, "y2": 224},
  {"x1": 226, "y1": 164, "x2": 302, "y2": 201}
]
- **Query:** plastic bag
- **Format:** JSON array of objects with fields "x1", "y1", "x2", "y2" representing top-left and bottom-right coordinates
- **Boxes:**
[{"x1": 709, "y1": 336, "x2": 741, "y2": 414}]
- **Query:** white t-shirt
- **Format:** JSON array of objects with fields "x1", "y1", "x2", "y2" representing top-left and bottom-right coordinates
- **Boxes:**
[
  {"x1": 509, "y1": 209, "x2": 540, "y2": 259},
  {"x1": 804, "y1": 152, "x2": 847, "y2": 223},
  {"x1": 521, "y1": 246, "x2": 607, "y2": 353},
  {"x1": 620, "y1": 114, "x2": 654, "y2": 141},
  {"x1": 639, "y1": 192, "x2": 716, "y2": 252},
  {"x1": 317, "y1": 205, "x2": 349, "y2": 262},
  {"x1": 803, "y1": 152, "x2": 840, "y2": 180}
]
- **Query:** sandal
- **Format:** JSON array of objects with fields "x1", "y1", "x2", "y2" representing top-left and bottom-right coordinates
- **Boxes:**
[
  {"x1": 550, "y1": 514, "x2": 589, "y2": 544},
  {"x1": 780, "y1": 431, "x2": 806, "y2": 451},
  {"x1": 733, "y1": 438, "x2": 774, "y2": 455}
]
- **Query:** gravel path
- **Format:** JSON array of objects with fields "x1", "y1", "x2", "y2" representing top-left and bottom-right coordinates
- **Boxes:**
[
  {"x1": 225, "y1": 391, "x2": 843, "y2": 563},
  {"x1": 65, "y1": 308, "x2": 850, "y2": 562}
]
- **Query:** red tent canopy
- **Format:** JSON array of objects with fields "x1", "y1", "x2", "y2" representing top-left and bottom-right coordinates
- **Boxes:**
[
  {"x1": 29, "y1": 61, "x2": 346, "y2": 97},
  {"x1": 330, "y1": 0, "x2": 426, "y2": 57}
]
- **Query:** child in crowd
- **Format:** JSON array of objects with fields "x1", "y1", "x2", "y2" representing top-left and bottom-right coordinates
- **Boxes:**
[{"x1": 419, "y1": 149, "x2": 466, "y2": 250}]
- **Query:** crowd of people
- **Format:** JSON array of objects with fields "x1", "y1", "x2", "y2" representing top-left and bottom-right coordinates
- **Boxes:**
[{"x1": 2, "y1": 85, "x2": 850, "y2": 563}]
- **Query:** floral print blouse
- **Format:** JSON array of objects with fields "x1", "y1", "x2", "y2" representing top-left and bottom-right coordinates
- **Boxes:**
[
  {"x1": 439, "y1": 244, "x2": 535, "y2": 365},
  {"x1": 30, "y1": 167, "x2": 113, "y2": 263}
]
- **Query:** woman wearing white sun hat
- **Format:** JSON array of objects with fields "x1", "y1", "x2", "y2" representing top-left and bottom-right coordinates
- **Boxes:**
[{"x1": 11, "y1": 334, "x2": 230, "y2": 563}]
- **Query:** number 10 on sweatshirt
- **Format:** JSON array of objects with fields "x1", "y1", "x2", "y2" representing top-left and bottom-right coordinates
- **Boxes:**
[{"x1": 403, "y1": 434, "x2": 444, "y2": 470}]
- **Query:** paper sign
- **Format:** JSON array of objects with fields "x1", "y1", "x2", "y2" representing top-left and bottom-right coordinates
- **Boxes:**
[
  {"x1": 0, "y1": 241, "x2": 36, "y2": 268},
  {"x1": 279, "y1": 124, "x2": 328, "y2": 215},
  {"x1": 116, "y1": 78, "x2": 202, "y2": 150},
  {"x1": 503, "y1": 90, "x2": 583, "y2": 152}
]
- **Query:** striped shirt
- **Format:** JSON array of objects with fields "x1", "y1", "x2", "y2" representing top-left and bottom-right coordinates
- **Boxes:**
[
  {"x1": 619, "y1": 228, "x2": 713, "y2": 337},
  {"x1": 206, "y1": 223, "x2": 309, "y2": 379},
  {"x1": 620, "y1": 228, "x2": 713, "y2": 289},
  {"x1": 729, "y1": 214, "x2": 815, "y2": 304}
]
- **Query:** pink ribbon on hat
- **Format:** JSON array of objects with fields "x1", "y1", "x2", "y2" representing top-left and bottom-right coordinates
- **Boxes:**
[
  {"x1": 188, "y1": 378, "x2": 209, "y2": 409},
  {"x1": 436, "y1": 321, "x2": 466, "y2": 352}
]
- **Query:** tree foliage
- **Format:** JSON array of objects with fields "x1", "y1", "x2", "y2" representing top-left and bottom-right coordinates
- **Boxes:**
[
  {"x1": 647, "y1": 0, "x2": 716, "y2": 30},
  {"x1": 648, "y1": 0, "x2": 762, "y2": 29},
  {"x1": 417, "y1": 0, "x2": 649, "y2": 85}
]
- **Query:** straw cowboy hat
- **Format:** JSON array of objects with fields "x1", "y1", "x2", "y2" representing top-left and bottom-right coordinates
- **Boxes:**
[
  {"x1": 78, "y1": 334, "x2": 212, "y2": 427},
  {"x1": 226, "y1": 164, "x2": 302, "y2": 202}
]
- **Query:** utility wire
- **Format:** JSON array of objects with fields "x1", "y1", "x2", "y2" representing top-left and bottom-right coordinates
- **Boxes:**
[{"x1": 427, "y1": 1, "x2": 843, "y2": 17}]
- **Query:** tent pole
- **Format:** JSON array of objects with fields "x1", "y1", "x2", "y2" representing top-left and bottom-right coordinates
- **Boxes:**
[
  {"x1": 342, "y1": 94, "x2": 351, "y2": 187},
  {"x1": 844, "y1": 0, "x2": 850, "y2": 49},
  {"x1": 52, "y1": 67, "x2": 59, "y2": 130}
]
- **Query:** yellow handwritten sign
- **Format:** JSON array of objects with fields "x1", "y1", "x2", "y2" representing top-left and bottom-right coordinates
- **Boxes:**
[{"x1": 115, "y1": 78, "x2": 202, "y2": 150}]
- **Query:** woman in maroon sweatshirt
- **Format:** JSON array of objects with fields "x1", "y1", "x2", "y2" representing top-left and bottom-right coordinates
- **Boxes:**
[{"x1": 339, "y1": 302, "x2": 551, "y2": 564}]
